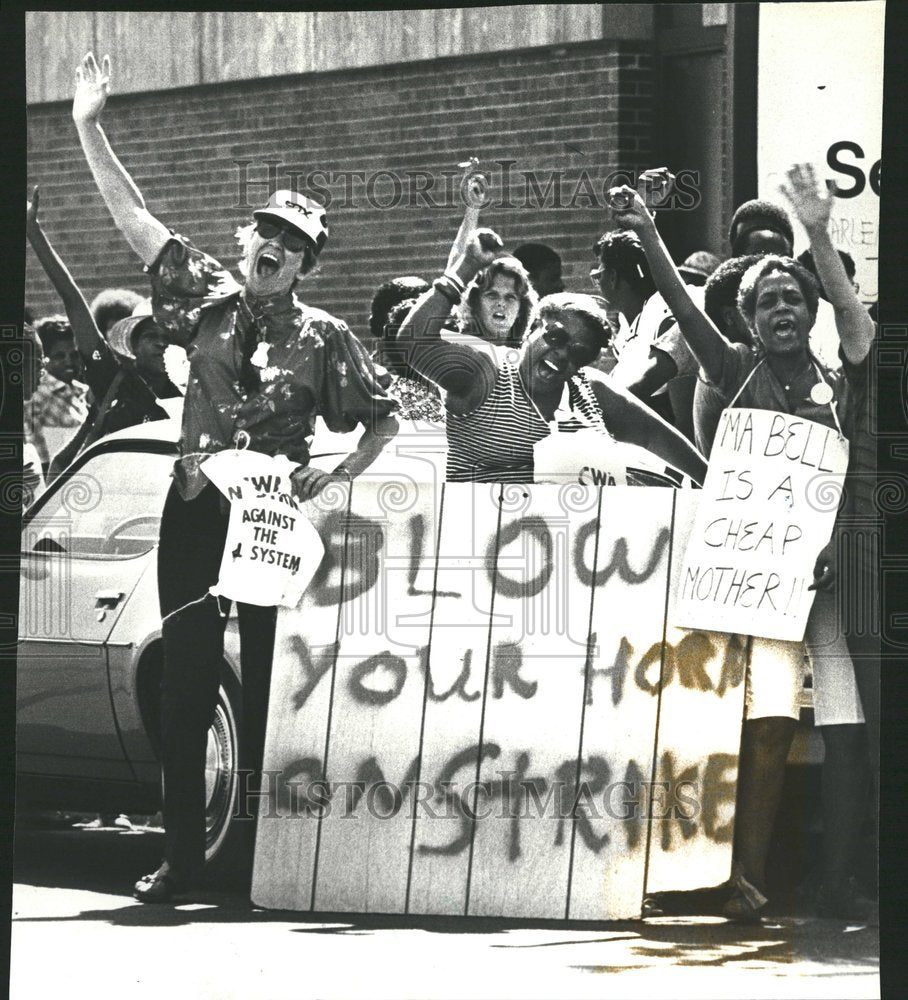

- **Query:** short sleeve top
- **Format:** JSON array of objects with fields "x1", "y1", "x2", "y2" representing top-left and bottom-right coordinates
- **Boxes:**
[
  {"x1": 148, "y1": 234, "x2": 396, "y2": 499},
  {"x1": 693, "y1": 340, "x2": 855, "y2": 457}
]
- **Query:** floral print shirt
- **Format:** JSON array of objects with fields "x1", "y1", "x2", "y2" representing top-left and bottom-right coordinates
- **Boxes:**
[
  {"x1": 386, "y1": 374, "x2": 445, "y2": 424},
  {"x1": 148, "y1": 234, "x2": 396, "y2": 499}
]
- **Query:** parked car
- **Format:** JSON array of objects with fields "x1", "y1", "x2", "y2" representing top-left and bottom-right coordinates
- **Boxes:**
[
  {"x1": 17, "y1": 413, "x2": 243, "y2": 864},
  {"x1": 17, "y1": 408, "x2": 820, "y2": 889},
  {"x1": 15, "y1": 401, "x2": 439, "y2": 866}
]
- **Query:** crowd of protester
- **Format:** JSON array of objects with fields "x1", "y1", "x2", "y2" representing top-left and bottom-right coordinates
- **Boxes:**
[{"x1": 19, "y1": 52, "x2": 878, "y2": 922}]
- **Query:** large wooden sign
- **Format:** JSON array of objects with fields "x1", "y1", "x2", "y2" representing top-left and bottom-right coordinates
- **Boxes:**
[
  {"x1": 672, "y1": 408, "x2": 849, "y2": 642},
  {"x1": 252, "y1": 475, "x2": 748, "y2": 920}
]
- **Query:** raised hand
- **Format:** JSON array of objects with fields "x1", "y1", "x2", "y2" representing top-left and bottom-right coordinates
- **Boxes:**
[
  {"x1": 73, "y1": 52, "x2": 111, "y2": 125},
  {"x1": 636, "y1": 167, "x2": 675, "y2": 210},
  {"x1": 606, "y1": 185, "x2": 654, "y2": 233},
  {"x1": 780, "y1": 162, "x2": 833, "y2": 234},
  {"x1": 462, "y1": 227, "x2": 503, "y2": 273},
  {"x1": 26, "y1": 185, "x2": 39, "y2": 230},
  {"x1": 808, "y1": 538, "x2": 837, "y2": 592},
  {"x1": 460, "y1": 160, "x2": 490, "y2": 210}
]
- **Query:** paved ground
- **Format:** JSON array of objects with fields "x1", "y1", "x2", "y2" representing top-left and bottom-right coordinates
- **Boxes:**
[{"x1": 9, "y1": 816, "x2": 880, "y2": 1000}]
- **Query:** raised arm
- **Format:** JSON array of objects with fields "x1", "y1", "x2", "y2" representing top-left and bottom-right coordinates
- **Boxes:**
[
  {"x1": 781, "y1": 162, "x2": 875, "y2": 365},
  {"x1": 607, "y1": 178, "x2": 734, "y2": 384},
  {"x1": 26, "y1": 187, "x2": 104, "y2": 361},
  {"x1": 397, "y1": 229, "x2": 502, "y2": 413},
  {"x1": 588, "y1": 370, "x2": 708, "y2": 485},
  {"x1": 72, "y1": 53, "x2": 170, "y2": 266},
  {"x1": 446, "y1": 160, "x2": 487, "y2": 269}
]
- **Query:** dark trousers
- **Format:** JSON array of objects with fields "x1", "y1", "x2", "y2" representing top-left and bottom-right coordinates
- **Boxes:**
[{"x1": 157, "y1": 481, "x2": 277, "y2": 879}]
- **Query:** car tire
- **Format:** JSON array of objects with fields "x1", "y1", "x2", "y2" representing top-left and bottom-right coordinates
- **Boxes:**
[{"x1": 204, "y1": 670, "x2": 242, "y2": 869}]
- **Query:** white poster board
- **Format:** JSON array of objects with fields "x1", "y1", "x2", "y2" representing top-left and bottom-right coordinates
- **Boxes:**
[
  {"x1": 758, "y1": 0, "x2": 885, "y2": 301},
  {"x1": 672, "y1": 408, "x2": 849, "y2": 641},
  {"x1": 533, "y1": 429, "x2": 684, "y2": 487},
  {"x1": 201, "y1": 450, "x2": 324, "y2": 608}
]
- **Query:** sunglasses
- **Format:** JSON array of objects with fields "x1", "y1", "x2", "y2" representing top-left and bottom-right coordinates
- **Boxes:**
[
  {"x1": 255, "y1": 220, "x2": 310, "y2": 254},
  {"x1": 541, "y1": 323, "x2": 601, "y2": 367},
  {"x1": 589, "y1": 266, "x2": 606, "y2": 287}
]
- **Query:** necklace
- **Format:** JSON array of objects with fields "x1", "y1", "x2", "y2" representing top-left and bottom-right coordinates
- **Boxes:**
[{"x1": 775, "y1": 358, "x2": 812, "y2": 392}]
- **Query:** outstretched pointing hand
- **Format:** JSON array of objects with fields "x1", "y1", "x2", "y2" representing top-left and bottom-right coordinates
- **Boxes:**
[{"x1": 73, "y1": 53, "x2": 111, "y2": 125}]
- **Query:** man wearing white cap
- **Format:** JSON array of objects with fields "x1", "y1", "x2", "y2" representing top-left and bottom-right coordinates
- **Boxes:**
[{"x1": 73, "y1": 53, "x2": 398, "y2": 903}]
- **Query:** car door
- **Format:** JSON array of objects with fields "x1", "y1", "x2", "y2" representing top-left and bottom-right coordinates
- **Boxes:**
[{"x1": 17, "y1": 440, "x2": 177, "y2": 779}]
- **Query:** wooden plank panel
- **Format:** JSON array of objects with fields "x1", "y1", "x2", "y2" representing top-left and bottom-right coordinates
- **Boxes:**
[
  {"x1": 93, "y1": 12, "x2": 201, "y2": 95},
  {"x1": 251, "y1": 482, "x2": 351, "y2": 910},
  {"x1": 467, "y1": 485, "x2": 598, "y2": 918},
  {"x1": 568, "y1": 488, "x2": 674, "y2": 921},
  {"x1": 406, "y1": 483, "x2": 501, "y2": 916},
  {"x1": 645, "y1": 490, "x2": 747, "y2": 894},
  {"x1": 26, "y1": 11, "x2": 94, "y2": 106},
  {"x1": 312, "y1": 470, "x2": 440, "y2": 913}
]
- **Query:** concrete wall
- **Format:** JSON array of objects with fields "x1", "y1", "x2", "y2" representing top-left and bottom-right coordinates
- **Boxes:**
[
  {"x1": 26, "y1": 7, "x2": 654, "y2": 104},
  {"x1": 25, "y1": 41, "x2": 654, "y2": 341}
]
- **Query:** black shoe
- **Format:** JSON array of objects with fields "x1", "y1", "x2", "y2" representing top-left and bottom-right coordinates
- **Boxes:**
[{"x1": 133, "y1": 862, "x2": 190, "y2": 904}]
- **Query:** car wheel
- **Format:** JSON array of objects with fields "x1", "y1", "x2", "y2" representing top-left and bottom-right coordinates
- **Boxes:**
[{"x1": 204, "y1": 672, "x2": 241, "y2": 866}]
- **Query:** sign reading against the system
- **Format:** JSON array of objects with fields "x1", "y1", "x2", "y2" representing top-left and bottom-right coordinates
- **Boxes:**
[
  {"x1": 673, "y1": 408, "x2": 849, "y2": 641},
  {"x1": 202, "y1": 449, "x2": 323, "y2": 608}
]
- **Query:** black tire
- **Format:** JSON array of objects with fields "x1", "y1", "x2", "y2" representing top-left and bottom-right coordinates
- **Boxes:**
[{"x1": 204, "y1": 670, "x2": 241, "y2": 866}]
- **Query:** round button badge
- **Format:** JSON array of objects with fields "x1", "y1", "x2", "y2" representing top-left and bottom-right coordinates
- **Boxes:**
[{"x1": 810, "y1": 381, "x2": 834, "y2": 405}]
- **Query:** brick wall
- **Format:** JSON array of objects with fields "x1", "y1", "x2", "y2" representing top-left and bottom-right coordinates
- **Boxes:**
[{"x1": 25, "y1": 40, "x2": 653, "y2": 343}]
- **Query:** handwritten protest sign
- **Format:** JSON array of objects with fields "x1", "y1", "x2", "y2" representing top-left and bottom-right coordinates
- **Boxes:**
[
  {"x1": 468, "y1": 485, "x2": 596, "y2": 918},
  {"x1": 533, "y1": 428, "x2": 684, "y2": 487},
  {"x1": 647, "y1": 491, "x2": 749, "y2": 894},
  {"x1": 672, "y1": 408, "x2": 849, "y2": 642},
  {"x1": 252, "y1": 483, "x2": 747, "y2": 920},
  {"x1": 201, "y1": 450, "x2": 324, "y2": 608},
  {"x1": 312, "y1": 469, "x2": 440, "y2": 913},
  {"x1": 567, "y1": 488, "x2": 670, "y2": 919},
  {"x1": 407, "y1": 483, "x2": 501, "y2": 916},
  {"x1": 249, "y1": 479, "x2": 350, "y2": 910}
]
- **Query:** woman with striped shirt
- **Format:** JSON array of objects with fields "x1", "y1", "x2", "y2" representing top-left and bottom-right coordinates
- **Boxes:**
[{"x1": 397, "y1": 228, "x2": 707, "y2": 485}]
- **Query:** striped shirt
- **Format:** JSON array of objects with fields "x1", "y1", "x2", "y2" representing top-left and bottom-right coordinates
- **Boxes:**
[{"x1": 446, "y1": 354, "x2": 605, "y2": 482}]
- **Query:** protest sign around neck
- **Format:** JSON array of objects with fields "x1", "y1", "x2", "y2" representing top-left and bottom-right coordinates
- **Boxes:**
[
  {"x1": 672, "y1": 407, "x2": 849, "y2": 642},
  {"x1": 201, "y1": 449, "x2": 324, "y2": 608}
]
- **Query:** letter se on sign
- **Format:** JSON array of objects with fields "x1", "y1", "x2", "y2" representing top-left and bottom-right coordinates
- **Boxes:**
[{"x1": 827, "y1": 141, "x2": 880, "y2": 198}]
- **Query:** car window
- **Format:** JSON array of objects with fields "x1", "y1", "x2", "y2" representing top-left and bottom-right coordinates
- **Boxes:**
[{"x1": 24, "y1": 449, "x2": 175, "y2": 558}]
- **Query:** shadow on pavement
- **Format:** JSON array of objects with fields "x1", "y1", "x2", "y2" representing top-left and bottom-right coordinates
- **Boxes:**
[
  {"x1": 12, "y1": 814, "x2": 880, "y2": 975},
  {"x1": 569, "y1": 915, "x2": 879, "y2": 974}
]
